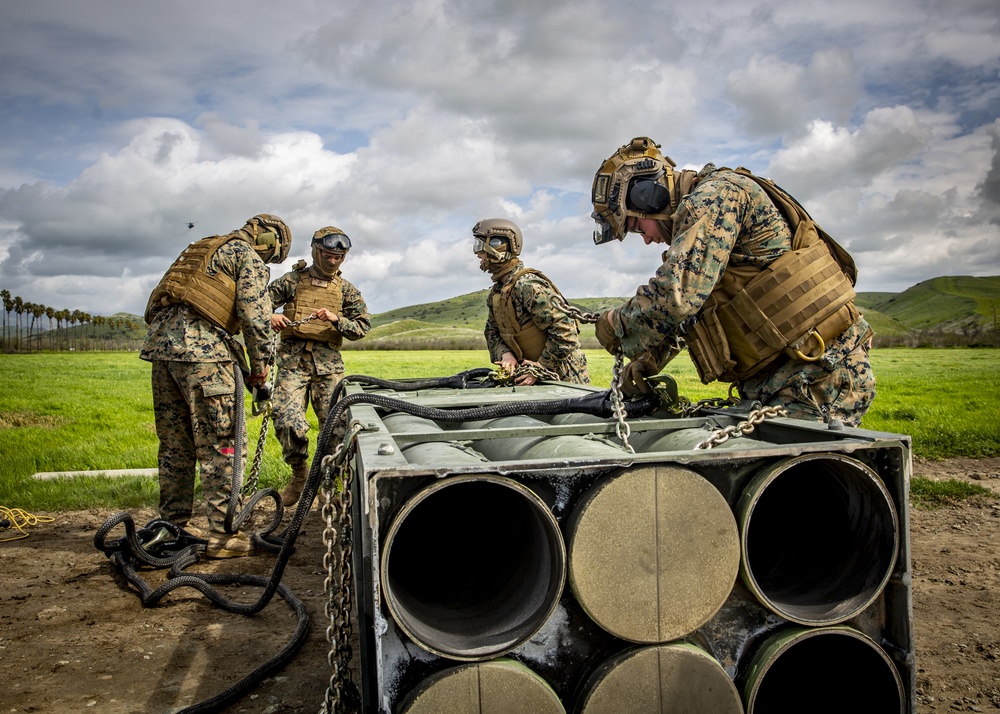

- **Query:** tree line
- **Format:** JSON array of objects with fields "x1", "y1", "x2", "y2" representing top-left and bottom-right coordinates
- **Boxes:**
[{"x1": 1, "y1": 289, "x2": 145, "y2": 352}]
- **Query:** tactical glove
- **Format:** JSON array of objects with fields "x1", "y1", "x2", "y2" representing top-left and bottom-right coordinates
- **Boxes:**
[
  {"x1": 595, "y1": 312, "x2": 621, "y2": 354},
  {"x1": 621, "y1": 357, "x2": 658, "y2": 397}
]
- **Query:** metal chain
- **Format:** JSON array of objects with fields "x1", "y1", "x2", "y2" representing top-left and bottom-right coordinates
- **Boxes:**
[
  {"x1": 549, "y1": 296, "x2": 637, "y2": 452},
  {"x1": 694, "y1": 405, "x2": 788, "y2": 449},
  {"x1": 242, "y1": 313, "x2": 319, "y2": 501},
  {"x1": 551, "y1": 294, "x2": 601, "y2": 325},
  {"x1": 321, "y1": 420, "x2": 364, "y2": 714},
  {"x1": 609, "y1": 353, "x2": 635, "y2": 453}
]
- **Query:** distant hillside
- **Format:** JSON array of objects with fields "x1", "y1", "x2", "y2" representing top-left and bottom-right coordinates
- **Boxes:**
[
  {"x1": 9, "y1": 276, "x2": 995, "y2": 353},
  {"x1": 856, "y1": 275, "x2": 1000, "y2": 345},
  {"x1": 361, "y1": 275, "x2": 1000, "y2": 349}
]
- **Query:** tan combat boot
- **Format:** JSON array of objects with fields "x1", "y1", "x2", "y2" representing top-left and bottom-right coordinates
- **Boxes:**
[{"x1": 281, "y1": 463, "x2": 310, "y2": 507}]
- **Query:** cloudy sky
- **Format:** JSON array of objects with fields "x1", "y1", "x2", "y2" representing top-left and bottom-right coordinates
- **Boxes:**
[{"x1": 1, "y1": 0, "x2": 999, "y2": 319}]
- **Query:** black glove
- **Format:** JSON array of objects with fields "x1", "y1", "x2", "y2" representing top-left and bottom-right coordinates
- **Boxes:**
[
  {"x1": 595, "y1": 312, "x2": 621, "y2": 354},
  {"x1": 621, "y1": 357, "x2": 659, "y2": 397}
]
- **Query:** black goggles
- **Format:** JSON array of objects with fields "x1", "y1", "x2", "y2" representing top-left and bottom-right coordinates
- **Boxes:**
[{"x1": 315, "y1": 233, "x2": 351, "y2": 251}]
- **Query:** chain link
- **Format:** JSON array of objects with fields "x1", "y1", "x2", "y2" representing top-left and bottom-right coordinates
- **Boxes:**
[
  {"x1": 608, "y1": 353, "x2": 635, "y2": 453},
  {"x1": 551, "y1": 294, "x2": 602, "y2": 325},
  {"x1": 694, "y1": 405, "x2": 789, "y2": 449},
  {"x1": 321, "y1": 421, "x2": 364, "y2": 714}
]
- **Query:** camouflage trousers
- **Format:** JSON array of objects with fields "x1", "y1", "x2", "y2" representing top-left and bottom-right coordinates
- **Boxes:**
[
  {"x1": 150, "y1": 360, "x2": 245, "y2": 532},
  {"x1": 272, "y1": 351, "x2": 344, "y2": 467},
  {"x1": 738, "y1": 340, "x2": 876, "y2": 427}
]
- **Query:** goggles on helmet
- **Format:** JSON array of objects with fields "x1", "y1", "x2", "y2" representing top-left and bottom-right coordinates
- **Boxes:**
[
  {"x1": 314, "y1": 232, "x2": 351, "y2": 252},
  {"x1": 591, "y1": 137, "x2": 677, "y2": 245},
  {"x1": 473, "y1": 235, "x2": 508, "y2": 254}
]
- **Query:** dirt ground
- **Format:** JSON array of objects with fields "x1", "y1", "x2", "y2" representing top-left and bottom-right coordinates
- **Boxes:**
[{"x1": 1, "y1": 458, "x2": 998, "y2": 714}]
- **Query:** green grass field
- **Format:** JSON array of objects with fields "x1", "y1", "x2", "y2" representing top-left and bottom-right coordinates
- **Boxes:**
[{"x1": 1, "y1": 348, "x2": 998, "y2": 511}]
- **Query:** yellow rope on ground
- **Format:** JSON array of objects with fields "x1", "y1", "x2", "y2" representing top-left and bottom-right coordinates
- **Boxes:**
[{"x1": 0, "y1": 507, "x2": 55, "y2": 542}]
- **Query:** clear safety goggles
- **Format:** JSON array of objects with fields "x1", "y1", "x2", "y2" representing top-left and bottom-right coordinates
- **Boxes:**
[
  {"x1": 473, "y1": 235, "x2": 508, "y2": 254},
  {"x1": 315, "y1": 233, "x2": 351, "y2": 251},
  {"x1": 592, "y1": 213, "x2": 619, "y2": 245}
]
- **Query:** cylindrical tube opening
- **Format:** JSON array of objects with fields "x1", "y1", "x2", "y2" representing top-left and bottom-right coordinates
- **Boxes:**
[
  {"x1": 738, "y1": 454, "x2": 899, "y2": 625},
  {"x1": 742, "y1": 626, "x2": 905, "y2": 713},
  {"x1": 382, "y1": 475, "x2": 566, "y2": 660}
]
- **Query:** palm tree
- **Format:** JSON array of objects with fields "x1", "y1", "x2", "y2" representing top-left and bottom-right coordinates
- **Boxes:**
[
  {"x1": 13, "y1": 296, "x2": 24, "y2": 351},
  {"x1": 45, "y1": 306, "x2": 55, "y2": 350},
  {"x1": 1, "y1": 289, "x2": 10, "y2": 350},
  {"x1": 55, "y1": 309, "x2": 70, "y2": 350},
  {"x1": 92, "y1": 315, "x2": 105, "y2": 350}
]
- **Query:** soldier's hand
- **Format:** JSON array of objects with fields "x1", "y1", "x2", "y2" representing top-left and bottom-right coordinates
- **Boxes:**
[
  {"x1": 496, "y1": 352, "x2": 518, "y2": 372},
  {"x1": 515, "y1": 359, "x2": 540, "y2": 386},
  {"x1": 595, "y1": 312, "x2": 621, "y2": 354},
  {"x1": 313, "y1": 308, "x2": 339, "y2": 323},
  {"x1": 270, "y1": 313, "x2": 289, "y2": 332},
  {"x1": 621, "y1": 357, "x2": 658, "y2": 397},
  {"x1": 247, "y1": 366, "x2": 269, "y2": 388}
]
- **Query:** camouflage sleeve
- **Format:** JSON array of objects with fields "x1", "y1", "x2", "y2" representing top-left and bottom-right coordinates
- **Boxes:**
[
  {"x1": 515, "y1": 274, "x2": 581, "y2": 364},
  {"x1": 484, "y1": 291, "x2": 508, "y2": 361},
  {"x1": 230, "y1": 244, "x2": 274, "y2": 373},
  {"x1": 337, "y1": 280, "x2": 372, "y2": 341},
  {"x1": 611, "y1": 176, "x2": 746, "y2": 359},
  {"x1": 267, "y1": 271, "x2": 296, "y2": 311}
]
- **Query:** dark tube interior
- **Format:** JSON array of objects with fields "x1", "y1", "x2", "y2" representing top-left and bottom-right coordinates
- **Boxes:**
[
  {"x1": 743, "y1": 457, "x2": 898, "y2": 623},
  {"x1": 747, "y1": 631, "x2": 904, "y2": 713},
  {"x1": 383, "y1": 478, "x2": 565, "y2": 659}
]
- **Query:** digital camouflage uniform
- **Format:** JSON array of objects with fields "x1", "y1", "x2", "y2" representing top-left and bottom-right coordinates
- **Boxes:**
[
  {"x1": 140, "y1": 236, "x2": 274, "y2": 531},
  {"x1": 485, "y1": 259, "x2": 590, "y2": 384},
  {"x1": 608, "y1": 164, "x2": 875, "y2": 426},
  {"x1": 268, "y1": 269, "x2": 371, "y2": 468}
]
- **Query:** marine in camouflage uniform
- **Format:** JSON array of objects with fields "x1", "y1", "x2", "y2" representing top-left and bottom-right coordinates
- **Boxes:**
[
  {"x1": 268, "y1": 226, "x2": 371, "y2": 506},
  {"x1": 141, "y1": 214, "x2": 290, "y2": 553},
  {"x1": 591, "y1": 138, "x2": 874, "y2": 426},
  {"x1": 475, "y1": 218, "x2": 590, "y2": 386}
]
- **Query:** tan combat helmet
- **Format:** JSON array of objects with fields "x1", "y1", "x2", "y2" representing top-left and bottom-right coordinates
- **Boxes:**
[
  {"x1": 246, "y1": 214, "x2": 292, "y2": 264},
  {"x1": 591, "y1": 137, "x2": 678, "y2": 245},
  {"x1": 472, "y1": 218, "x2": 522, "y2": 262}
]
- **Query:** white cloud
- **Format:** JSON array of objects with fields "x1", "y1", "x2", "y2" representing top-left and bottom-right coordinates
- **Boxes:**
[{"x1": 0, "y1": 0, "x2": 998, "y2": 315}]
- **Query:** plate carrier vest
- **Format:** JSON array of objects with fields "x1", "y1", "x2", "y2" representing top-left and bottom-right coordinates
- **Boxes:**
[
  {"x1": 492, "y1": 269, "x2": 573, "y2": 361},
  {"x1": 683, "y1": 168, "x2": 860, "y2": 385},
  {"x1": 144, "y1": 233, "x2": 246, "y2": 334},
  {"x1": 280, "y1": 264, "x2": 344, "y2": 347}
]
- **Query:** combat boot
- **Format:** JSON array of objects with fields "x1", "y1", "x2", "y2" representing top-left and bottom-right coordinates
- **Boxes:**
[{"x1": 281, "y1": 463, "x2": 310, "y2": 507}]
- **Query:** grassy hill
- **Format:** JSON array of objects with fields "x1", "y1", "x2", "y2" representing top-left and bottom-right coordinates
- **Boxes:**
[
  {"x1": 363, "y1": 275, "x2": 1000, "y2": 350},
  {"x1": 7, "y1": 276, "x2": 998, "y2": 352},
  {"x1": 856, "y1": 275, "x2": 1000, "y2": 345}
]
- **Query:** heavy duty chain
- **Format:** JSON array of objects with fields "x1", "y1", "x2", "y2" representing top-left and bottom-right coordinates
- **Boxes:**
[
  {"x1": 694, "y1": 405, "x2": 789, "y2": 449},
  {"x1": 551, "y1": 295, "x2": 603, "y2": 325},
  {"x1": 321, "y1": 420, "x2": 364, "y2": 714},
  {"x1": 243, "y1": 314, "x2": 319, "y2": 501},
  {"x1": 550, "y1": 296, "x2": 638, "y2": 451},
  {"x1": 608, "y1": 352, "x2": 635, "y2": 453}
]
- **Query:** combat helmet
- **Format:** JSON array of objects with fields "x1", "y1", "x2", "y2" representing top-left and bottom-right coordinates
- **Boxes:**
[
  {"x1": 591, "y1": 137, "x2": 678, "y2": 245},
  {"x1": 311, "y1": 226, "x2": 351, "y2": 278},
  {"x1": 472, "y1": 218, "x2": 522, "y2": 262},
  {"x1": 246, "y1": 214, "x2": 292, "y2": 264}
]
